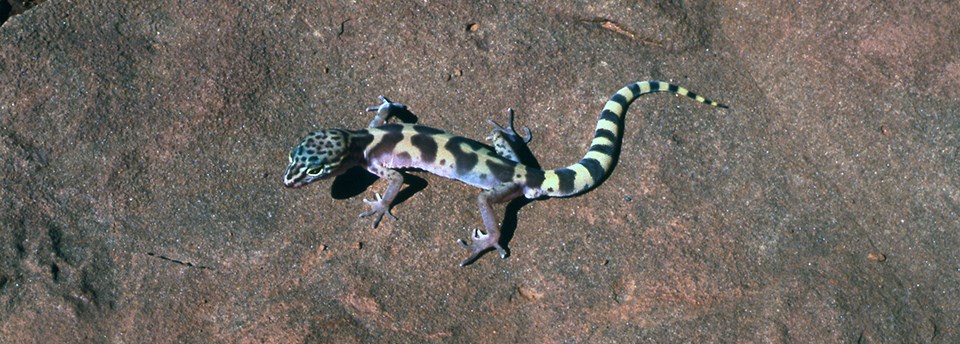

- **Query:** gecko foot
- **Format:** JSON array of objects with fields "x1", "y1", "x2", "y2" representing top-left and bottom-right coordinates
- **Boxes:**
[
  {"x1": 486, "y1": 108, "x2": 532, "y2": 143},
  {"x1": 456, "y1": 229, "x2": 507, "y2": 266},
  {"x1": 365, "y1": 96, "x2": 410, "y2": 127},
  {"x1": 364, "y1": 96, "x2": 408, "y2": 113},
  {"x1": 359, "y1": 193, "x2": 398, "y2": 228}
]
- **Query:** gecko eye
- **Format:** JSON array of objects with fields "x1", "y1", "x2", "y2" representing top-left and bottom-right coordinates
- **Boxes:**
[{"x1": 306, "y1": 166, "x2": 325, "y2": 176}]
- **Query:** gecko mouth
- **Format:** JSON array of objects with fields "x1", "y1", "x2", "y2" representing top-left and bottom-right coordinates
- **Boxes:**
[{"x1": 283, "y1": 166, "x2": 307, "y2": 187}]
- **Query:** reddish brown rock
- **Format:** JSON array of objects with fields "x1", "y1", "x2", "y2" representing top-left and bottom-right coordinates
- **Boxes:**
[{"x1": 1, "y1": 1, "x2": 957, "y2": 342}]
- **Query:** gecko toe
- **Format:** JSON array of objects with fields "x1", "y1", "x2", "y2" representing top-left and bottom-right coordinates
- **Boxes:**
[
  {"x1": 359, "y1": 193, "x2": 398, "y2": 228},
  {"x1": 456, "y1": 229, "x2": 506, "y2": 266}
]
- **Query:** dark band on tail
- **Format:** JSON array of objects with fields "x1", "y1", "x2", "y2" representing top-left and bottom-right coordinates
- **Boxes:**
[{"x1": 539, "y1": 80, "x2": 726, "y2": 197}]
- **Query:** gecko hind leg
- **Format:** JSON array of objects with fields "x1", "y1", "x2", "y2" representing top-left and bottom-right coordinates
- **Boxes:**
[
  {"x1": 457, "y1": 182, "x2": 523, "y2": 266},
  {"x1": 486, "y1": 108, "x2": 532, "y2": 163}
]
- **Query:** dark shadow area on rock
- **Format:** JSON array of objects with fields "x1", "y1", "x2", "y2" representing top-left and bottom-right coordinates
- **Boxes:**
[
  {"x1": 1, "y1": 0, "x2": 44, "y2": 26},
  {"x1": 394, "y1": 173, "x2": 428, "y2": 206},
  {"x1": 500, "y1": 197, "x2": 535, "y2": 256},
  {"x1": 1, "y1": 1, "x2": 12, "y2": 26},
  {"x1": 455, "y1": 196, "x2": 535, "y2": 266},
  {"x1": 330, "y1": 166, "x2": 428, "y2": 209},
  {"x1": 330, "y1": 166, "x2": 379, "y2": 199}
]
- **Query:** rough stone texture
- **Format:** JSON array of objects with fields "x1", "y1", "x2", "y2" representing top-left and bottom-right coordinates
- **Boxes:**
[{"x1": 1, "y1": 1, "x2": 958, "y2": 342}]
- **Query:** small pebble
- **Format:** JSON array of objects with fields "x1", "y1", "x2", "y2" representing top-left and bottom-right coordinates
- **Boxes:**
[{"x1": 867, "y1": 252, "x2": 886, "y2": 262}]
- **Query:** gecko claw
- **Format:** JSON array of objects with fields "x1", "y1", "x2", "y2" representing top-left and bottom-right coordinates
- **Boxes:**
[
  {"x1": 359, "y1": 193, "x2": 398, "y2": 228},
  {"x1": 456, "y1": 229, "x2": 507, "y2": 266}
]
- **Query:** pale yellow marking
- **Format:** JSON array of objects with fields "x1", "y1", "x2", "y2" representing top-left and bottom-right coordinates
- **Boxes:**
[
  {"x1": 602, "y1": 100, "x2": 623, "y2": 114},
  {"x1": 596, "y1": 117, "x2": 619, "y2": 133},
  {"x1": 512, "y1": 165, "x2": 527, "y2": 180},
  {"x1": 569, "y1": 164, "x2": 594, "y2": 190},
  {"x1": 541, "y1": 171, "x2": 560, "y2": 192},
  {"x1": 638, "y1": 82, "x2": 653, "y2": 93},
  {"x1": 583, "y1": 151, "x2": 614, "y2": 167},
  {"x1": 399, "y1": 134, "x2": 424, "y2": 161},
  {"x1": 471, "y1": 155, "x2": 495, "y2": 175},
  {"x1": 430, "y1": 134, "x2": 458, "y2": 168},
  {"x1": 589, "y1": 135, "x2": 614, "y2": 147}
]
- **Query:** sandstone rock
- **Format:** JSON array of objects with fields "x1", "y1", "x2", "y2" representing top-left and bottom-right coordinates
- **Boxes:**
[{"x1": 1, "y1": 1, "x2": 957, "y2": 342}]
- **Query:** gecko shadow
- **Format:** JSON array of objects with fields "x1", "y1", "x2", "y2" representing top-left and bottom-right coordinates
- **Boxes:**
[{"x1": 330, "y1": 166, "x2": 428, "y2": 207}]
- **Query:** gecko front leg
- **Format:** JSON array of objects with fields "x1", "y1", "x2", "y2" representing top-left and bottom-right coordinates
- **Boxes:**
[
  {"x1": 359, "y1": 163, "x2": 404, "y2": 228},
  {"x1": 365, "y1": 96, "x2": 408, "y2": 127},
  {"x1": 457, "y1": 182, "x2": 524, "y2": 266}
]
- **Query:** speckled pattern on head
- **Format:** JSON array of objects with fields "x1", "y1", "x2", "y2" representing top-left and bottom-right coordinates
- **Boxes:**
[{"x1": 283, "y1": 129, "x2": 353, "y2": 187}]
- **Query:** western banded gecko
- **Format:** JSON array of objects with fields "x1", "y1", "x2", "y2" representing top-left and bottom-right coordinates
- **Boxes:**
[{"x1": 283, "y1": 80, "x2": 726, "y2": 266}]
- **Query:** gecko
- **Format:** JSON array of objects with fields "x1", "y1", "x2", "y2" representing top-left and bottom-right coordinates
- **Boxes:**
[{"x1": 283, "y1": 80, "x2": 727, "y2": 266}]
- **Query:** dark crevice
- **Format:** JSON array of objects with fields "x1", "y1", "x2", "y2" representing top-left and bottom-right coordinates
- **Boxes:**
[
  {"x1": 146, "y1": 252, "x2": 215, "y2": 270},
  {"x1": 1, "y1": 1, "x2": 11, "y2": 26},
  {"x1": 1, "y1": 0, "x2": 46, "y2": 27},
  {"x1": 47, "y1": 225, "x2": 66, "y2": 260},
  {"x1": 50, "y1": 262, "x2": 60, "y2": 282}
]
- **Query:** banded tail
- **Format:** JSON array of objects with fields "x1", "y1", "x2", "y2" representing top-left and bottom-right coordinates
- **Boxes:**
[{"x1": 539, "y1": 80, "x2": 727, "y2": 197}]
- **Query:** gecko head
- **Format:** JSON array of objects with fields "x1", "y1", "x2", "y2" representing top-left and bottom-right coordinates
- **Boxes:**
[{"x1": 283, "y1": 129, "x2": 352, "y2": 187}]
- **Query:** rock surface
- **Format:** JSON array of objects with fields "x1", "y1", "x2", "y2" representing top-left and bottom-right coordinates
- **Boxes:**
[{"x1": 1, "y1": 1, "x2": 958, "y2": 342}]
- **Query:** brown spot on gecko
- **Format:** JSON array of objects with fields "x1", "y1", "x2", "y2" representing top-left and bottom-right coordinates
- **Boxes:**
[
  {"x1": 486, "y1": 159, "x2": 516, "y2": 183},
  {"x1": 368, "y1": 129, "x2": 404, "y2": 160},
  {"x1": 410, "y1": 133, "x2": 438, "y2": 163},
  {"x1": 445, "y1": 137, "x2": 480, "y2": 176}
]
